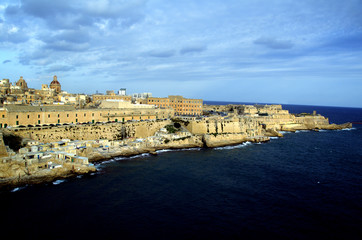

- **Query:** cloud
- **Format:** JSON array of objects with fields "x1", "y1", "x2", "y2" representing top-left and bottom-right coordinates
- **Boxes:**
[
  {"x1": 2, "y1": 60, "x2": 11, "y2": 64},
  {"x1": 253, "y1": 37, "x2": 294, "y2": 50},
  {"x1": 146, "y1": 49, "x2": 175, "y2": 58},
  {"x1": 45, "y1": 65, "x2": 75, "y2": 73},
  {"x1": 180, "y1": 44, "x2": 207, "y2": 55},
  {"x1": 321, "y1": 33, "x2": 362, "y2": 51}
]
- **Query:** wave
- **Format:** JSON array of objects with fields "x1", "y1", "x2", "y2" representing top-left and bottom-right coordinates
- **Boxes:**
[
  {"x1": 11, "y1": 186, "x2": 27, "y2": 192},
  {"x1": 129, "y1": 153, "x2": 150, "y2": 159},
  {"x1": 214, "y1": 142, "x2": 252, "y2": 150},
  {"x1": 340, "y1": 128, "x2": 356, "y2": 131},
  {"x1": 279, "y1": 131, "x2": 292, "y2": 134},
  {"x1": 53, "y1": 179, "x2": 66, "y2": 185},
  {"x1": 156, "y1": 149, "x2": 175, "y2": 154},
  {"x1": 295, "y1": 130, "x2": 309, "y2": 133},
  {"x1": 180, "y1": 147, "x2": 202, "y2": 151},
  {"x1": 270, "y1": 137, "x2": 279, "y2": 139}
]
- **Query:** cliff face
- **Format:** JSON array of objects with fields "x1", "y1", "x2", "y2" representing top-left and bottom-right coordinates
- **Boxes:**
[{"x1": 8, "y1": 120, "x2": 172, "y2": 143}]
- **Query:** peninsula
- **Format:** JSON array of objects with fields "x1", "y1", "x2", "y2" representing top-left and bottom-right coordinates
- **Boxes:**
[{"x1": 0, "y1": 76, "x2": 352, "y2": 190}]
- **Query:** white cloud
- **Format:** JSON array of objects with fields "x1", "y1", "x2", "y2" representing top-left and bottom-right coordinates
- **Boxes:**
[{"x1": 0, "y1": 0, "x2": 361, "y2": 107}]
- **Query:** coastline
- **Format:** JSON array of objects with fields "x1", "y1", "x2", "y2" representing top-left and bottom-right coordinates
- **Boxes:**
[{"x1": 0, "y1": 103, "x2": 353, "y2": 191}]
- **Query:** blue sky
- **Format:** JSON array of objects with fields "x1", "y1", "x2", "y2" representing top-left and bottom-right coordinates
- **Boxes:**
[{"x1": 0, "y1": 0, "x2": 361, "y2": 107}]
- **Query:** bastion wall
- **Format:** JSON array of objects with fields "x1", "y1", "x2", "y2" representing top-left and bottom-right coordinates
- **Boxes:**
[
  {"x1": 184, "y1": 117, "x2": 263, "y2": 137},
  {"x1": 9, "y1": 120, "x2": 172, "y2": 143}
]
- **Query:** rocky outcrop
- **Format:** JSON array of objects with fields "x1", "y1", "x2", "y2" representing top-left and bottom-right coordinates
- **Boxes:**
[
  {"x1": 0, "y1": 162, "x2": 96, "y2": 190},
  {"x1": 85, "y1": 135, "x2": 204, "y2": 162}
]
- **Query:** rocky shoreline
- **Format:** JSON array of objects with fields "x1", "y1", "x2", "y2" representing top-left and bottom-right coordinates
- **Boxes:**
[{"x1": 0, "y1": 104, "x2": 353, "y2": 191}]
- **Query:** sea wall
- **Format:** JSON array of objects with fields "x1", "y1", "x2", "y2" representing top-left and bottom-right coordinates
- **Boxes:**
[
  {"x1": 184, "y1": 117, "x2": 263, "y2": 137},
  {"x1": 202, "y1": 133, "x2": 248, "y2": 148},
  {"x1": 8, "y1": 120, "x2": 172, "y2": 143}
]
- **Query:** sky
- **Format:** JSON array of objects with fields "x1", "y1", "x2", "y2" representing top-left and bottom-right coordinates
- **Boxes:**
[{"x1": 0, "y1": 0, "x2": 361, "y2": 107}]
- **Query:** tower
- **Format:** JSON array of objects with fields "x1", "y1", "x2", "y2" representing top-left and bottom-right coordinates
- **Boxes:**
[
  {"x1": 50, "y1": 75, "x2": 61, "y2": 93},
  {"x1": 118, "y1": 88, "x2": 126, "y2": 96}
]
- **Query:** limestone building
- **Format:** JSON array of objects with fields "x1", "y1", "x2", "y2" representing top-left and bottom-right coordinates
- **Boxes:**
[
  {"x1": 92, "y1": 94, "x2": 132, "y2": 102},
  {"x1": 0, "y1": 103, "x2": 174, "y2": 128},
  {"x1": 147, "y1": 95, "x2": 203, "y2": 116}
]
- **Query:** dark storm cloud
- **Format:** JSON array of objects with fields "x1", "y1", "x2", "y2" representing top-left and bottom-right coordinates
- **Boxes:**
[{"x1": 253, "y1": 37, "x2": 294, "y2": 49}]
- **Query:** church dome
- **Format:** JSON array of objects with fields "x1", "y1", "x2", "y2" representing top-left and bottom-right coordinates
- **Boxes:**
[
  {"x1": 50, "y1": 75, "x2": 61, "y2": 93},
  {"x1": 16, "y1": 76, "x2": 28, "y2": 90}
]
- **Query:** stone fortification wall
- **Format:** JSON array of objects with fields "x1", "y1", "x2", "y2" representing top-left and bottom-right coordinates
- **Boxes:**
[
  {"x1": 202, "y1": 133, "x2": 248, "y2": 148},
  {"x1": 184, "y1": 117, "x2": 263, "y2": 137},
  {"x1": 254, "y1": 114, "x2": 296, "y2": 130},
  {"x1": 9, "y1": 120, "x2": 171, "y2": 143}
]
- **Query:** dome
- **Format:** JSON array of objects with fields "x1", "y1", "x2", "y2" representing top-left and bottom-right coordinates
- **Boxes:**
[
  {"x1": 50, "y1": 75, "x2": 60, "y2": 85},
  {"x1": 50, "y1": 75, "x2": 61, "y2": 93},
  {"x1": 16, "y1": 76, "x2": 28, "y2": 90}
]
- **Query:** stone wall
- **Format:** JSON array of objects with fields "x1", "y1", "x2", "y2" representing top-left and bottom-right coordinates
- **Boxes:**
[
  {"x1": 0, "y1": 132, "x2": 8, "y2": 157},
  {"x1": 184, "y1": 117, "x2": 263, "y2": 137},
  {"x1": 9, "y1": 120, "x2": 171, "y2": 143}
]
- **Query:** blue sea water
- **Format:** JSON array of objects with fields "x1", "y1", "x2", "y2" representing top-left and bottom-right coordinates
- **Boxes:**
[{"x1": 1, "y1": 103, "x2": 362, "y2": 240}]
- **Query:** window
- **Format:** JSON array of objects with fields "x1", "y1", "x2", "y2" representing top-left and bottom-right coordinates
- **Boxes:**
[
  {"x1": 38, "y1": 120, "x2": 40, "y2": 124},
  {"x1": 16, "y1": 115, "x2": 18, "y2": 119},
  {"x1": 16, "y1": 121, "x2": 19, "y2": 125},
  {"x1": 67, "y1": 114, "x2": 69, "y2": 117},
  {"x1": 38, "y1": 115, "x2": 40, "y2": 118},
  {"x1": 2, "y1": 115, "x2": 4, "y2": 118},
  {"x1": 48, "y1": 114, "x2": 50, "y2": 118},
  {"x1": 27, "y1": 115, "x2": 30, "y2": 118},
  {"x1": 58, "y1": 114, "x2": 60, "y2": 117}
]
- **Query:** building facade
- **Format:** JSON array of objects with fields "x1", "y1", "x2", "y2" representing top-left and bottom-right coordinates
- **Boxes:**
[
  {"x1": 0, "y1": 104, "x2": 174, "y2": 128},
  {"x1": 92, "y1": 94, "x2": 132, "y2": 102},
  {"x1": 147, "y1": 95, "x2": 203, "y2": 116}
]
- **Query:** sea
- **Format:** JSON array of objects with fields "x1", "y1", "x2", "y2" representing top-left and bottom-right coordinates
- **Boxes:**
[{"x1": 1, "y1": 102, "x2": 362, "y2": 240}]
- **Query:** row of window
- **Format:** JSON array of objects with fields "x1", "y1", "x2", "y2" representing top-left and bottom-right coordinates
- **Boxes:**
[{"x1": 148, "y1": 99, "x2": 202, "y2": 104}]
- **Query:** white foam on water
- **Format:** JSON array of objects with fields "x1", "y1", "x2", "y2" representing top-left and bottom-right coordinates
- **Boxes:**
[
  {"x1": 340, "y1": 128, "x2": 356, "y2": 131},
  {"x1": 53, "y1": 179, "x2": 65, "y2": 185},
  {"x1": 129, "y1": 153, "x2": 150, "y2": 159},
  {"x1": 279, "y1": 131, "x2": 292, "y2": 134},
  {"x1": 182, "y1": 147, "x2": 202, "y2": 151},
  {"x1": 156, "y1": 149, "x2": 174, "y2": 154},
  {"x1": 214, "y1": 142, "x2": 252, "y2": 150},
  {"x1": 270, "y1": 137, "x2": 279, "y2": 139}
]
